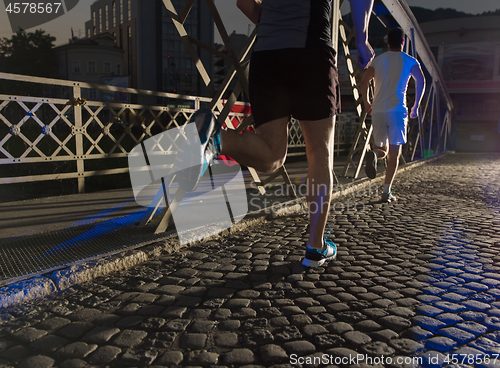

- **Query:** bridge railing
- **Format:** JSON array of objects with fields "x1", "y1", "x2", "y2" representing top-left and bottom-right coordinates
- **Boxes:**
[{"x1": 0, "y1": 72, "x2": 358, "y2": 194}]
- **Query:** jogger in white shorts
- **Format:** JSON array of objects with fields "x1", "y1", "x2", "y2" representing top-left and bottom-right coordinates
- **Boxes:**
[{"x1": 361, "y1": 27, "x2": 426, "y2": 202}]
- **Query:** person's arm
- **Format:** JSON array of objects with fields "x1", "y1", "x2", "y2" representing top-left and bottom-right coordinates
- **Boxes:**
[
  {"x1": 237, "y1": 0, "x2": 262, "y2": 25},
  {"x1": 410, "y1": 64, "x2": 425, "y2": 119},
  {"x1": 360, "y1": 66, "x2": 374, "y2": 114},
  {"x1": 349, "y1": 0, "x2": 375, "y2": 68}
]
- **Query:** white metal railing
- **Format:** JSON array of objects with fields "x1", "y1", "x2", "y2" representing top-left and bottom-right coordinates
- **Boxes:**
[
  {"x1": 0, "y1": 72, "x2": 357, "y2": 194},
  {"x1": 0, "y1": 72, "x2": 209, "y2": 193}
]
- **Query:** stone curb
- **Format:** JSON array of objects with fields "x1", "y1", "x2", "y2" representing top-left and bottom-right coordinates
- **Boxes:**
[{"x1": 0, "y1": 152, "x2": 450, "y2": 309}]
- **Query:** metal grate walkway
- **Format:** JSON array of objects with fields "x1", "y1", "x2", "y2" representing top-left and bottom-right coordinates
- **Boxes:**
[{"x1": 0, "y1": 209, "x2": 169, "y2": 283}]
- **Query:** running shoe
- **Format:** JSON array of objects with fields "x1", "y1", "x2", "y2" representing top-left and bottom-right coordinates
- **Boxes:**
[
  {"x1": 195, "y1": 108, "x2": 221, "y2": 175},
  {"x1": 365, "y1": 150, "x2": 377, "y2": 179},
  {"x1": 302, "y1": 231, "x2": 337, "y2": 268},
  {"x1": 381, "y1": 191, "x2": 397, "y2": 203},
  {"x1": 173, "y1": 108, "x2": 221, "y2": 192}
]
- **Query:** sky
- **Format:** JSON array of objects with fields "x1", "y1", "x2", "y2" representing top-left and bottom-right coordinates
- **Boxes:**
[{"x1": 0, "y1": 0, "x2": 499, "y2": 46}]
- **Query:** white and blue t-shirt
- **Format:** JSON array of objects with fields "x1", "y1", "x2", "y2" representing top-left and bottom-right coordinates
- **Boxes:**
[{"x1": 371, "y1": 51, "x2": 420, "y2": 113}]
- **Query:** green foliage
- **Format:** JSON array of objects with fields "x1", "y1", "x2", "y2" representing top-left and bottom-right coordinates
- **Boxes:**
[
  {"x1": 480, "y1": 9, "x2": 500, "y2": 16},
  {"x1": 0, "y1": 29, "x2": 57, "y2": 77}
]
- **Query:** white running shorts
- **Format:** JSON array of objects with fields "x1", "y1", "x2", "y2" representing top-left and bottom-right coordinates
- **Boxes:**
[{"x1": 371, "y1": 110, "x2": 408, "y2": 147}]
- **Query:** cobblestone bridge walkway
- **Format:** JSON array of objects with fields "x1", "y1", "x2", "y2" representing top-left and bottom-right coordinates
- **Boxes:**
[{"x1": 1, "y1": 153, "x2": 500, "y2": 368}]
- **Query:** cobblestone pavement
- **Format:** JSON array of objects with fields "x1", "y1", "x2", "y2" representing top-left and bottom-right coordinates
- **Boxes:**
[{"x1": 1, "y1": 153, "x2": 500, "y2": 368}]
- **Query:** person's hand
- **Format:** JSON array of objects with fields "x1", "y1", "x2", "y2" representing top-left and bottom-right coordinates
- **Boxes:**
[
  {"x1": 364, "y1": 101, "x2": 372, "y2": 115},
  {"x1": 410, "y1": 105, "x2": 418, "y2": 119},
  {"x1": 356, "y1": 39, "x2": 375, "y2": 69}
]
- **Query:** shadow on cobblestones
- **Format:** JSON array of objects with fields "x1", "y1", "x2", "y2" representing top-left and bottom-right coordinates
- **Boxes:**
[{"x1": 0, "y1": 153, "x2": 499, "y2": 368}]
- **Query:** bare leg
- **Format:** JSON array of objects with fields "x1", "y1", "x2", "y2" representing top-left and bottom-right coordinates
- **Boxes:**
[
  {"x1": 220, "y1": 117, "x2": 289, "y2": 173},
  {"x1": 300, "y1": 117, "x2": 335, "y2": 250},
  {"x1": 373, "y1": 145, "x2": 388, "y2": 160},
  {"x1": 385, "y1": 144, "x2": 401, "y2": 186}
]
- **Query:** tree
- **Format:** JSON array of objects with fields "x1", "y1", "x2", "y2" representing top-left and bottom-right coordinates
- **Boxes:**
[
  {"x1": 410, "y1": 7, "x2": 472, "y2": 23},
  {"x1": 0, "y1": 29, "x2": 57, "y2": 77}
]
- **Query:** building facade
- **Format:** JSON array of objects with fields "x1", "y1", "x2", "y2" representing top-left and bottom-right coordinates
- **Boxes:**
[
  {"x1": 84, "y1": 0, "x2": 214, "y2": 98},
  {"x1": 420, "y1": 16, "x2": 500, "y2": 152},
  {"x1": 54, "y1": 33, "x2": 125, "y2": 100}
]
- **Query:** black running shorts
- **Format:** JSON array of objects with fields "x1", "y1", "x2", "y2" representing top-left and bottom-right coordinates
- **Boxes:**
[{"x1": 248, "y1": 46, "x2": 341, "y2": 127}]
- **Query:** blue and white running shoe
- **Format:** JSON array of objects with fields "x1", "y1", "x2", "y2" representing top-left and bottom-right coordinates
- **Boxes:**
[
  {"x1": 174, "y1": 108, "x2": 221, "y2": 192},
  {"x1": 302, "y1": 229, "x2": 337, "y2": 268}
]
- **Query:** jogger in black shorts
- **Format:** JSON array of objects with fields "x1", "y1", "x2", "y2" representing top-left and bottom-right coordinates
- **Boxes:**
[{"x1": 215, "y1": 0, "x2": 375, "y2": 267}]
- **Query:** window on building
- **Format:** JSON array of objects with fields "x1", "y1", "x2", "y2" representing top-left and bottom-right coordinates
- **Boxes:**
[
  {"x1": 116, "y1": 64, "x2": 121, "y2": 75},
  {"x1": 73, "y1": 61, "x2": 81, "y2": 73},
  {"x1": 112, "y1": 1, "x2": 116, "y2": 27},
  {"x1": 127, "y1": 0, "x2": 131, "y2": 21},
  {"x1": 105, "y1": 5, "x2": 109, "y2": 30},
  {"x1": 98, "y1": 8, "x2": 102, "y2": 33},
  {"x1": 104, "y1": 62, "x2": 112, "y2": 74},
  {"x1": 120, "y1": 0, "x2": 123, "y2": 23},
  {"x1": 190, "y1": 2, "x2": 198, "y2": 21},
  {"x1": 92, "y1": 11, "x2": 96, "y2": 35},
  {"x1": 87, "y1": 28, "x2": 90, "y2": 38},
  {"x1": 88, "y1": 61, "x2": 97, "y2": 74},
  {"x1": 89, "y1": 89, "x2": 98, "y2": 100}
]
